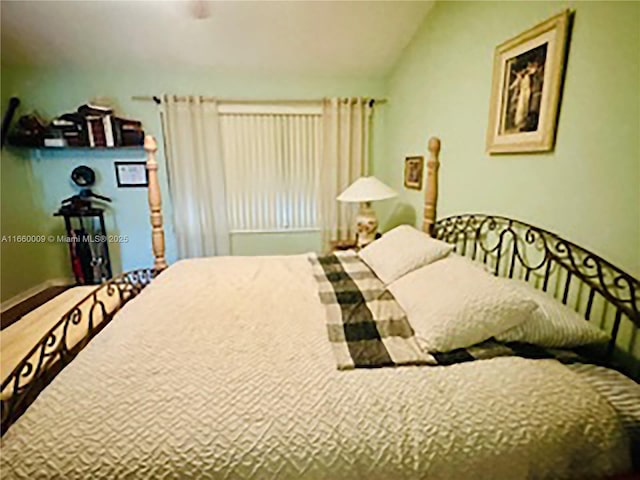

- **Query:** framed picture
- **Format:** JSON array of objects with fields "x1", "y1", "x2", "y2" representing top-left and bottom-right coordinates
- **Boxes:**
[
  {"x1": 486, "y1": 10, "x2": 572, "y2": 154},
  {"x1": 114, "y1": 161, "x2": 148, "y2": 188},
  {"x1": 404, "y1": 156, "x2": 424, "y2": 190}
]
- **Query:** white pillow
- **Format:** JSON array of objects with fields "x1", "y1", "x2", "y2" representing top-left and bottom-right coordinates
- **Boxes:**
[
  {"x1": 388, "y1": 255, "x2": 536, "y2": 352},
  {"x1": 495, "y1": 281, "x2": 609, "y2": 347},
  {"x1": 359, "y1": 225, "x2": 454, "y2": 284}
]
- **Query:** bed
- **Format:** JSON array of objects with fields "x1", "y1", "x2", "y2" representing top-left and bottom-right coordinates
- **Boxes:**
[{"x1": 1, "y1": 136, "x2": 638, "y2": 479}]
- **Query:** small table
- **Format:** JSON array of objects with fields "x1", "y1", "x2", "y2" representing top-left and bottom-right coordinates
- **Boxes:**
[
  {"x1": 54, "y1": 207, "x2": 112, "y2": 285},
  {"x1": 330, "y1": 232, "x2": 381, "y2": 252},
  {"x1": 330, "y1": 240, "x2": 359, "y2": 252}
]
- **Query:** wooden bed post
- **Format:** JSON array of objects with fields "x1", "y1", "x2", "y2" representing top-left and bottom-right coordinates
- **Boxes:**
[
  {"x1": 145, "y1": 135, "x2": 168, "y2": 273},
  {"x1": 423, "y1": 137, "x2": 441, "y2": 236}
]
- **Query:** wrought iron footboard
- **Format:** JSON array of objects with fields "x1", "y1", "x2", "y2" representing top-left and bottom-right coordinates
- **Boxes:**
[
  {"x1": 1, "y1": 269, "x2": 155, "y2": 435},
  {"x1": 434, "y1": 214, "x2": 640, "y2": 379}
]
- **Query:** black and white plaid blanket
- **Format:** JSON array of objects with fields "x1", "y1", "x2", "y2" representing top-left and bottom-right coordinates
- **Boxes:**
[
  {"x1": 310, "y1": 251, "x2": 614, "y2": 371},
  {"x1": 309, "y1": 251, "x2": 430, "y2": 369}
]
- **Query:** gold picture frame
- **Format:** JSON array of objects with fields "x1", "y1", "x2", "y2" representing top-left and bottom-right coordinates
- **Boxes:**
[
  {"x1": 404, "y1": 156, "x2": 424, "y2": 190},
  {"x1": 486, "y1": 10, "x2": 572, "y2": 154}
]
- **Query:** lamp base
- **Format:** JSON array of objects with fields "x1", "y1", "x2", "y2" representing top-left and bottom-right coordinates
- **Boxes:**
[{"x1": 355, "y1": 203, "x2": 379, "y2": 249}]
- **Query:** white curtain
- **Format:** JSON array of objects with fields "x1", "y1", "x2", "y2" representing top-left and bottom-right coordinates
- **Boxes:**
[
  {"x1": 319, "y1": 97, "x2": 372, "y2": 251},
  {"x1": 162, "y1": 95, "x2": 230, "y2": 258}
]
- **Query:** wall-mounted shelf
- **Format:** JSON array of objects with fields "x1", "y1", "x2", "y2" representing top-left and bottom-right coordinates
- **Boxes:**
[
  {"x1": 7, "y1": 103, "x2": 144, "y2": 151},
  {"x1": 8, "y1": 145, "x2": 144, "y2": 151}
]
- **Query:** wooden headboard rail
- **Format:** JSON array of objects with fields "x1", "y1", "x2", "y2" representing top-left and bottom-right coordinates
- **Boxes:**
[
  {"x1": 144, "y1": 135, "x2": 168, "y2": 273},
  {"x1": 422, "y1": 137, "x2": 441, "y2": 236}
]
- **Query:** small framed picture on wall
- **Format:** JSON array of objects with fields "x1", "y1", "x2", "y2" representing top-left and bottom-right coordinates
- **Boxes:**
[
  {"x1": 114, "y1": 161, "x2": 148, "y2": 188},
  {"x1": 404, "y1": 156, "x2": 424, "y2": 190}
]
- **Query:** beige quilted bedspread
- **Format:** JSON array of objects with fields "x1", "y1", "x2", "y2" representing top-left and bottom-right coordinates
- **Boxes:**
[{"x1": 0, "y1": 255, "x2": 634, "y2": 479}]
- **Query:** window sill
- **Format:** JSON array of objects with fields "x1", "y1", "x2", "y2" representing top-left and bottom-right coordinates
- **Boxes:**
[{"x1": 229, "y1": 228, "x2": 320, "y2": 235}]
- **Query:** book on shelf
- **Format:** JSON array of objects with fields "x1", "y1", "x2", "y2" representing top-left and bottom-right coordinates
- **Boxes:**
[
  {"x1": 85, "y1": 116, "x2": 115, "y2": 147},
  {"x1": 113, "y1": 117, "x2": 144, "y2": 146},
  {"x1": 86, "y1": 116, "x2": 106, "y2": 147},
  {"x1": 103, "y1": 116, "x2": 114, "y2": 147}
]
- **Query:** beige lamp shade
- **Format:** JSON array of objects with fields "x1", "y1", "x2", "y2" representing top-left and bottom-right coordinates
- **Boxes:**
[{"x1": 336, "y1": 176, "x2": 397, "y2": 203}]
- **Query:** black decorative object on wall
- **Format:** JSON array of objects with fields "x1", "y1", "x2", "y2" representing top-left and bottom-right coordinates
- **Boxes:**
[
  {"x1": 1, "y1": 97, "x2": 20, "y2": 148},
  {"x1": 71, "y1": 165, "x2": 96, "y2": 187}
]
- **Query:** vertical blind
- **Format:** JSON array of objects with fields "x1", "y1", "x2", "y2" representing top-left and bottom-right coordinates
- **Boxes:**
[{"x1": 220, "y1": 112, "x2": 321, "y2": 232}]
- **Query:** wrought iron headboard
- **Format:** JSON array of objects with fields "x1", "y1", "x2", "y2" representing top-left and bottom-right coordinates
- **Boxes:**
[{"x1": 434, "y1": 214, "x2": 640, "y2": 378}]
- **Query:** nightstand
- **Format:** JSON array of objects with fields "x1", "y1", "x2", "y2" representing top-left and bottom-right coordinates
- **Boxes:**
[
  {"x1": 330, "y1": 232, "x2": 382, "y2": 252},
  {"x1": 330, "y1": 240, "x2": 358, "y2": 252}
]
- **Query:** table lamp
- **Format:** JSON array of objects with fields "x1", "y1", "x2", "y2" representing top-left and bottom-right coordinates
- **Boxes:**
[{"x1": 337, "y1": 176, "x2": 397, "y2": 248}]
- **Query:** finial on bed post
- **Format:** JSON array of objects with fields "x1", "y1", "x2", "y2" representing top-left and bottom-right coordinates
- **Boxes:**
[
  {"x1": 423, "y1": 137, "x2": 441, "y2": 236},
  {"x1": 145, "y1": 135, "x2": 168, "y2": 273}
]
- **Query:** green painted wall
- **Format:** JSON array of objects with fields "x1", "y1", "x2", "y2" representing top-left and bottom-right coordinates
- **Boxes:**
[
  {"x1": 375, "y1": 1, "x2": 640, "y2": 277},
  {"x1": 1, "y1": 71, "x2": 66, "y2": 302},
  {"x1": 0, "y1": 66, "x2": 386, "y2": 300}
]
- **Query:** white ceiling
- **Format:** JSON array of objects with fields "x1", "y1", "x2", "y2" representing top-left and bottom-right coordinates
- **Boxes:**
[{"x1": 1, "y1": 1, "x2": 434, "y2": 76}]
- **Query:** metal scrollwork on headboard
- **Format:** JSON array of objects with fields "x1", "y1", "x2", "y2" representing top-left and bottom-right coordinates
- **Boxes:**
[
  {"x1": 434, "y1": 214, "x2": 639, "y2": 376},
  {"x1": 1, "y1": 269, "x2": 155, "y2": 435}
]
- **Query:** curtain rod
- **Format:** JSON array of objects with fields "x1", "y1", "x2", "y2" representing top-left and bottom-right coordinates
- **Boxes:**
[{"x1": 132, "y1": 95, "x2": 387, "y2": 105}]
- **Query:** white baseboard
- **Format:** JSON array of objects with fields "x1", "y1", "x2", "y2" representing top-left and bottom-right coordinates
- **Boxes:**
[{"x1": 1, "y1": 278, "x2": 75, "y2": 313}]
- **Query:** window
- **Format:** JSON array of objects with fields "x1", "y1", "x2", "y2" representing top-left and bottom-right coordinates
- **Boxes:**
[{"x1": 219, "y1": 105, "x2": 321, "y2": 232}]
